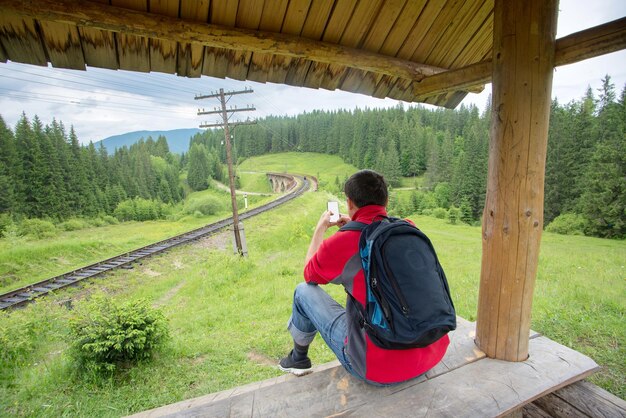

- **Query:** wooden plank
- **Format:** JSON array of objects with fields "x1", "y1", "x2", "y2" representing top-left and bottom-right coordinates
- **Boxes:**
[
  {"x1": 38, "y1": 20, "x2": 85, "y2": 70},
  {"x1": 132, "y1": 318, "x2": 480, "y2": 417},
  {"x1": 149, "y1": 0, "x2": 178, "y2": 74},
  {"x1": 111, "y1": 0, "x2": 150, "y2": 72},
  {"x1": 380, "y1": 0, "x2": 429, "y2": 57},
  {"x1": 550, "y1": 380, "x2": 626, "y2": 417},
  {"x1": 248, "y1": 0, "x2": 288, "y2": 83},
  {"x1": 408, "y1": 0, "x2": 466, "y2": 63},
  {"x1": 347, "y1": 336, "x2": 599, "y2": 417},
  {"x1": 341, "y1": 0, "x2": 406, "y2": 94},
  {"x1": 523, "y1": 402, "x2": 554, "y2": 418},
  {"x1": 428, "y1": 0, "x2": 492, "y2": 68},
  {"x1": 203, "y1": 1, "x2": 239, "y2": 80},
  {"x1": 2, "y1": 0, "x2": 447, "y2": 82},
  {"x1": 0, "y1": 14, "x2": 47, "y2": 66},
  {"x1": 177, "y1": 0, "x2": 208, "y2": 77},
  {"x1": 304, "y1": 0, "x2": 357, "y2": 90},
  {"x1": 284, "y1": 0, "x2": 334, "y2": 86},
  {"x1": 281, "y1": 0, "x2": 311, "y2": 35},
  {"x1": 79, "y1": 26, "x2": 118, "y2": 69},
  {"x1": 136, "y1": 334, "x2": 599, "y2": 417}
]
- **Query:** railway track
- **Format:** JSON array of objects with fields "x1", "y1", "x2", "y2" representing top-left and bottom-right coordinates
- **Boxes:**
[{"x1": 0, "y1": 175, "x2": 310, "y2": 311}]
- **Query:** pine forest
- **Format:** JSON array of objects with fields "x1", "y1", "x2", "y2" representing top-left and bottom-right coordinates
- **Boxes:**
[{"x1": 0, "y1": 76, "x2": 624, "y2": 239}]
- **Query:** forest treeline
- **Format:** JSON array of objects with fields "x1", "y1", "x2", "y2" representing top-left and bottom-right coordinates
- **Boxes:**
[{"x1": 0, "y1": 76, "x2": 623, "y2": 238}]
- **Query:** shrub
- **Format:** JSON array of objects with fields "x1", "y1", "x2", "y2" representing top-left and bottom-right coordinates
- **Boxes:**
[
  {"x1": 59, "y1": 218, "x2": 90, "y2": 231},
  {"x1": 89, "y1": 217, "x2": 107, "y2": 227},
  {"x1": 101, "y1": 215, "x2": 119, "y2": 225},
  {"x1": 0, "y1": 213, "x2": 14, "y2": 237},
  {"x1": 69, "y1": 296, "x2": 169, "y2": 373},
  {"x1": 134, "y1": 198, "x2": 160, "y2": 221},
  {"x1": 18, "y1": 218, "x2": 57, "y2": 239},
  {"x1": 433, "y1": 207, "x2": 448, "y2": 219},
  {"x1": 114, "y1": 200, "x2": 136, "y2": 222},
  {"x1": 448, "y1": 206, "x2": 461, "y2": 224},
  {"x1": 184, "y1": 196, "x2": 225, "y2": 216},
  {"x1": 546, "y1": 213, "x2": 588, "y2": 236}
]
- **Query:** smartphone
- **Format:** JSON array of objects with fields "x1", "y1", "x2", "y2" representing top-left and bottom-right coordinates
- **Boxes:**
[{"x1": 327, "y1": 201, "x2": 340, "y2": 223}]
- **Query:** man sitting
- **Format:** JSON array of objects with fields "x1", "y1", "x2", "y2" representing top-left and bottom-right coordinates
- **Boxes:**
[{"x1": 279, "y1": 169, "x2": 450, "y2": 385}]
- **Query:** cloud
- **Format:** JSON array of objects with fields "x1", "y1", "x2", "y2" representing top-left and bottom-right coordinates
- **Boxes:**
[{"x1": 0, "y1": 0, "x2": 624, "y2": 143}]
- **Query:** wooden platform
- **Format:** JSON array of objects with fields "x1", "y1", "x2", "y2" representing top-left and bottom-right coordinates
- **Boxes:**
[{"x1": 131, "y1": 318, "x2": 600, "y2": 418}]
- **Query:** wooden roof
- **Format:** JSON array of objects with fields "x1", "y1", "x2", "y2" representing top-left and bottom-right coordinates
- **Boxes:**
[{"x1": 0, "y1": 0, "x2": 624, "y2": 109}]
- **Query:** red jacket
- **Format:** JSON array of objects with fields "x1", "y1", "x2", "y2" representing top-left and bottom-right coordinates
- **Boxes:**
[{"x1": 304, "y1": 205, "x2": 449, "y2": 384}]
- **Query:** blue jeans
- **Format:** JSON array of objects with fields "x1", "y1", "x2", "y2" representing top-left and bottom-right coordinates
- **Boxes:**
[{"x1": 287, "y1": 282, "x2": 363, "y2": 380}]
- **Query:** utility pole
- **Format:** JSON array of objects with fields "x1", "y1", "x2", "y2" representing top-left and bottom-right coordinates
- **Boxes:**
[{"x1": 195, "y1": 88, "x2": 256, "y2": 256}]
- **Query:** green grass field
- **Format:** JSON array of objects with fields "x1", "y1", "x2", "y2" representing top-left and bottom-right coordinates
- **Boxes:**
[
  {"x1": 0, "y1": 187, "x2": 273, "y2": 294},
  {"x1": 237, "y1": 172, "x2": 272, "y2": 194},
  {"x1": 1, "y1": 152, "x2": 624, "y2": 416}
]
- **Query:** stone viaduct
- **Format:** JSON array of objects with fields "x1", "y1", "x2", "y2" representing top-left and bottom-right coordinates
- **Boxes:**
[{"x1": 266, "y1": 173, "x2": 296, "y2": 193}]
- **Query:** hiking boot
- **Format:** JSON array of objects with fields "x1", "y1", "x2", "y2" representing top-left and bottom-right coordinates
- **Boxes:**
[{"x1": 278, "y1": 350, "x2": 312, "y2": 376}]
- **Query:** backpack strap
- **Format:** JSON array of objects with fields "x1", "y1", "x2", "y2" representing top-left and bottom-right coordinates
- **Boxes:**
[{"x1": 339, "y1": 221, "x2": 367, "y2": 232}]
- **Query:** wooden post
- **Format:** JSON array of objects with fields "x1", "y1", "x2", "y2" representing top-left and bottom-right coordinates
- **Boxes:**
[{"x1": 475, "y1": 0, "x2": 558, "y2": 361}]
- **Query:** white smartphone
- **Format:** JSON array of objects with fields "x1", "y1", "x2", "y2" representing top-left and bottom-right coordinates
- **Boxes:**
[{"x1": 327, "y1": 201, "x2": 340, "y2": 223}]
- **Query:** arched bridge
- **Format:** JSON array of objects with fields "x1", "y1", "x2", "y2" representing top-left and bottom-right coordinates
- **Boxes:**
[{"x1": 267, "y1": 172, "x2": 296, "y2": 193}]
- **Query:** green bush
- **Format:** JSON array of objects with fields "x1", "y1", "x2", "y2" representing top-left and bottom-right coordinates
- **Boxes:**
[
  {"x1": 134, "y1": 198, "x2": 160, "y2": 221},
  {"x1": 69, "y1": 296, "x2": 169, "y2": 373},
  {"x1": 0, "y1": 213, "x2": 14, "y2": 237},
  {"x1": 18, "y1": 218, "x2": 57, "y2": 239},
  {"x1": 59, "y1": 218, "x2": 90, "y2": 231},
  {"x1": 89, "y1": 217, "x2": 107, "y2": 227},
  {"x1": 546, "y1": 213, "x2": 588, "y2": 236},
  {"x1": 433, "y1": 207, "x2": 448, "y2": 219},
  {"x1": 101, "y1": 215, "x2": 119, "y2": 225},
  {"x1": 448, "y1": 206, "x2": 461, "y2": 224},
  {"x1": 184, "y1": 196, "x2": 225, "y2": 216},
  {"x1": 114, "y1": 199, "x2": 166, "y2": 222},
  {"x1": 114, "y1": 200, "x2": 136, "y2": 222}
]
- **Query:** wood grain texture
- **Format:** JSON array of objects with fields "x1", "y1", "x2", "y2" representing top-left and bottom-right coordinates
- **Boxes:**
[
  {"x1": 38, "y1": 20, "x2": 85, "y2": 69},
  {"x1": 427, "y1": 0, "x2": 492, "y2": 69},
  {"x1": 475, "y1": 0, "x2": 558, "y2": 361},
  {"x1": 0, "y1": 40, "x2": 6, "y2": 62},
  {"x1": 0, "y1": 14, "x2": 47, "y2": 66},
  {"x1": 149, "y1": 0, "x2": 178, "y2": 74},
  {"x1": 177, "y1": 0, "x2": 208, "y2": 77},
  {"x1": 555, "y1": 16, "x2": 626, "y2": 66},
  {"x1": 111, "y1": 0, "x2": 150, "y2": 72},
  {"x1": 340, "y1": 0, "x2": 402, "y2": 96},
  {"x1": 549, "y1": 380, "x2": 626, "y2": 417},
  {"x1": 304, "y1": 0, "x2": 356, "y2": 90},
  {"x1": 130, "y1": 329, "x2": 599, "y2": 418},
  {"x1": 79, "y1": 26, "x2": 117, "y2": 69}
]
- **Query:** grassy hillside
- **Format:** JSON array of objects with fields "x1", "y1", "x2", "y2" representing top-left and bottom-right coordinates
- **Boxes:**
[
  {"x1": 238, "y1": 152, "x2": 357, "y2": 181},
  {"x1": 1, "y1": 152, "x2": 624, "y2": 416}
]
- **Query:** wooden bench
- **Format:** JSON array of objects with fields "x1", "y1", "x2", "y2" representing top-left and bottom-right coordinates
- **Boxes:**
[{"x1": 131, "y1": 318, "x2": 600, "y2": 417}]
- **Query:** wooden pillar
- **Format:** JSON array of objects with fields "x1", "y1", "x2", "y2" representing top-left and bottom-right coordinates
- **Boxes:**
[{"x1": 475, "y1": 0, "x2": 558, "y2": 361}]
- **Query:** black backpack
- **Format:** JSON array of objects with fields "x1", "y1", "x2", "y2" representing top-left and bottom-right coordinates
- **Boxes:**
[{"x1": 340, "y1": 216, "x2": 456, "y2": 350}]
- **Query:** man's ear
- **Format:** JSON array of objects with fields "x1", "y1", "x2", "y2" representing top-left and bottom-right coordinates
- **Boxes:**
[{"x1": 346, "y1": 197, "x2": 355, "y2": 211}]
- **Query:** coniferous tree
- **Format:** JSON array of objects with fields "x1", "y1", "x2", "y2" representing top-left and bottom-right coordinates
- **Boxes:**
[
  {"x1": 0, "y1": 116, "x2": 16, "y2": 213},
  {"x1": 187, "y1": 143, "x2": 210, "y2": 191}
]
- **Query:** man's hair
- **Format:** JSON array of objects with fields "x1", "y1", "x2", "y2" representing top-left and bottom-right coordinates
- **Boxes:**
[{"x1": 344, "y1": 170, "x2": 388, "y2": 208}]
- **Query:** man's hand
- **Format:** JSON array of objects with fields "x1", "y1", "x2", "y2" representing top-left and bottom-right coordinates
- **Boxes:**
[
  {"x1": 306, "y1": 210, "x2": 350, "y2": 264},
  {"x1": 316, "y1": 211, "x2": 350, "y2": 231}
]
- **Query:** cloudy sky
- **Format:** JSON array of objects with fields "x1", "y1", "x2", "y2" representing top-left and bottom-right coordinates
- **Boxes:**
[{"x1": 0, "y1": 0, "x2": 624, "y2": 144}]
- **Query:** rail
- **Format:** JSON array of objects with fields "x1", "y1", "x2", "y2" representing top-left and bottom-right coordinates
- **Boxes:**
[{"x1": 0, "y1": 175, "x2": 310, "y2": 310}]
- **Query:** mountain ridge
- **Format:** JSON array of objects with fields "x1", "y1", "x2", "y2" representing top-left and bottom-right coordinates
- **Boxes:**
[{"x1": 96, "y1": 128, "x2": 203, "y2": 154}]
